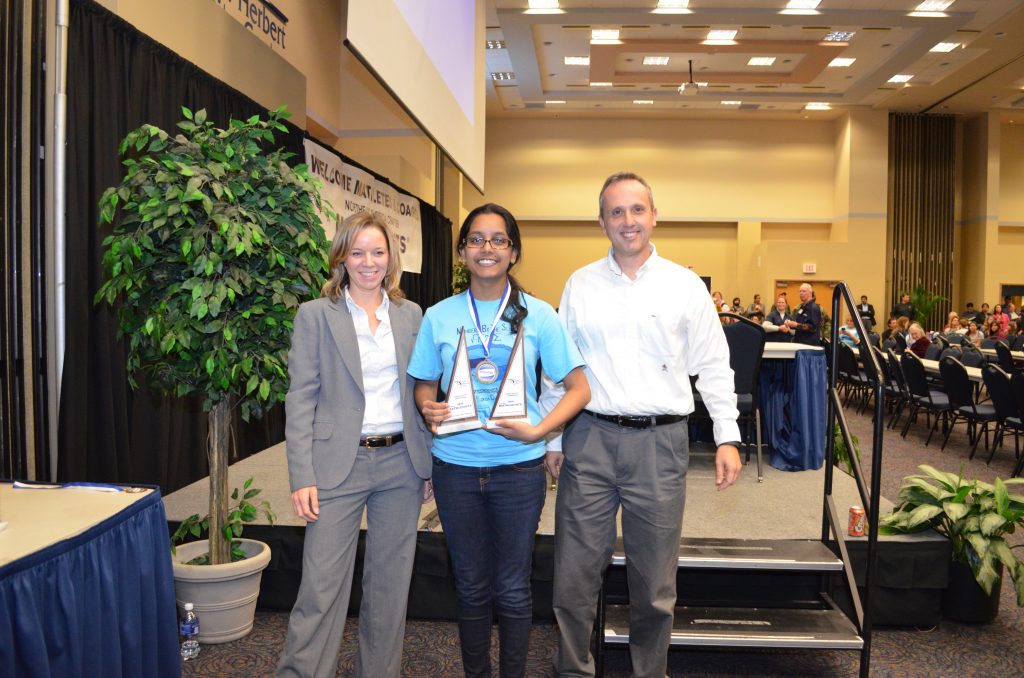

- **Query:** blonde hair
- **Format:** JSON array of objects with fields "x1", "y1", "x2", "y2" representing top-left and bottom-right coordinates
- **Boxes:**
[{"x1": 321, "y1": 211, "x2": 405, "y2": 302}]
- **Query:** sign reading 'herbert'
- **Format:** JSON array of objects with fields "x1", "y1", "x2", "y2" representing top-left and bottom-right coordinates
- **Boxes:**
[{"x1": 214, "y1": 0, "x2": 289, "y2": 50}]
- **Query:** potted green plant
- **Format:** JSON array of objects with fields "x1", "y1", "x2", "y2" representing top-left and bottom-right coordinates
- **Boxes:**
[
  {"x1": 909, "y1": 285, "x2": 948, "y2": 330},
  {"x1": 832, "y1": 424, "x2": 860, "y2": 476},
  {"x1": 96, "y1": 106, "x2": 330, "y2": 640},
  {"x1": 879, "y1": 465, "x2": 1024, "y2": 622}
]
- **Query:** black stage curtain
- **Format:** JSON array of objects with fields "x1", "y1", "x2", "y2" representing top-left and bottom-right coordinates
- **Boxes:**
[{"x1": 58, "y1": 0, "x2": 451, "y2": 494}]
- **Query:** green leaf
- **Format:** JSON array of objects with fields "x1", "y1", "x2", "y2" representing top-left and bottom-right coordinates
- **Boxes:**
[
  {"x1": 182, "y1": 239, "x2": 192, "y2": 256},
  {"x1": 259, "y1": 379, "x2": 270, "y2": 400},
  {"x1": 980, "y1": 512, "x2": 1008, "y2": 536},
  {"x1": 943, "y1": 501, "x2": 969, "y2": 523},
  {"x1": 181, "y1": 106, "x2": 193, "y2": 120}
]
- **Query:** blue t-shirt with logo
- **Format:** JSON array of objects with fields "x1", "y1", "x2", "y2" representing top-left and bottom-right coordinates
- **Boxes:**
[{"x1": 408, "y1": 290, "x2": 583, "y2": 466}]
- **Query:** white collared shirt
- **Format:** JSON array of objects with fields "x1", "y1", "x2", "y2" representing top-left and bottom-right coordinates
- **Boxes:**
[
  {"x1": 542, "y1": 245, "x2": 740, "y2": 449},
  {"x1": 344, "y1": 288, "x2": 403, "y2": 436}
]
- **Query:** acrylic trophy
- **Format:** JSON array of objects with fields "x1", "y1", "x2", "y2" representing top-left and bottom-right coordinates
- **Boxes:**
[
  {"x1": 486, "y1": 332, "x2": 529, "y2": 429},
  {"x1": 436, "y1": 328, "x2": 483, "y2": 435}
]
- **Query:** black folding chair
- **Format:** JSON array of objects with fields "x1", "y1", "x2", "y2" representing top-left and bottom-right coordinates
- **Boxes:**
[
  {"x1": 924, "y1": 342, "x2": 942, "y2": 361},
  {"x1": 981, "y1": 364, "x2": 1023, "y2": 466},
  {"x1": 995, "y1": 341, "x2": 1016, "y2": 373},
  {"x1": 893, "y1": 333, "x2": 908, "y2": 352},
  {"x1": 939, "y1": 356, "x2": 996, "y2": 459},
  {"x1": 836, "y1": 342, "x2": 871, "y2": 413},
  {"x1": 719, "y1": 313, "x2": 767, "y2": 482},
  {"x1": 885, "y1": 349, "x2": 912, "y2": 430},
  {"x1": 899, "y1": 352, "x2": 950, "y2": 445},
  {"x1": 1011, "y1": 372, "x2": 1024, "y2": 477}
]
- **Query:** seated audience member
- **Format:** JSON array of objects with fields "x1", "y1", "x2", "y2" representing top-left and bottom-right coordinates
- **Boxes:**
[
  {"x1": 745, "y1": 294, "x2": 764, "y2": 318},
  {"x1": 892, "y1": 293, "x2": 915, "y2": 321},
  {"x1": 992, "y1": 304, "x2": 1010, "y2": 337},
  {"x1": 962, "y1": 302, "x2": 977, "y2": 323},
  {"x1": 944, "y1": 314, "x2": 967, "y2": 335},
  {"x1": 965, "y1": 321, "x2": 984, "y2": 348},
  {"x1": 897, "y1": 316, "x2": 911, "y2": 340},
  {"x1": 987, "y1": 316, "x2": 1006, "y2": 341},
  {"x1": 731, "y1": 297, "x2": 742, "y2": 314},
  {"x1": 881, "y1": 317, "x2": 899, "y2": 342},
  {"x1": 765, "y1": 296, "x2": 793, "y2": 340},
  {"x1": 977, "y1": 302, "x2": 991, "y2": 326},
  {"x1": 838, "y1": 316, "x2": 860, "y2": 348},
  {"x1": 857, "y1": 295, "x2": 876, "y2": 330},
  {"x1": 712, "y1": 290, "x2": 729, "y2": 313},
  {"x1": 1008, "y1": 302, "x2": 1020, "y2": 325},
  {"x1": 906, "y1": 323, "x2": 931, "y2": 358}
]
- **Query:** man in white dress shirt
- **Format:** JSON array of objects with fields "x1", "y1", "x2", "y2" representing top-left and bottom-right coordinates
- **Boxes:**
[{"x1": 543, "y1": 172, "x2": 742, "y2": 678}]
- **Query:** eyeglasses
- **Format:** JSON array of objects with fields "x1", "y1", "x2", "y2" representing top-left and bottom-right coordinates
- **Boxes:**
[{"x1": 464, "y1": 235, "x2": 512, "y2": 249}]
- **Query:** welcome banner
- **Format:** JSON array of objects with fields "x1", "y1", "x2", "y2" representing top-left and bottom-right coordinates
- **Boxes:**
[{"x1": 303, "y1": 138, "x2": 423, "y2": 273}]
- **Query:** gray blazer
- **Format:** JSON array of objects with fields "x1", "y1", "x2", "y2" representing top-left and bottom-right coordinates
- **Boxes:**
[{"x1": 284, "y1": 295, "x2": 433, "y2": 492}]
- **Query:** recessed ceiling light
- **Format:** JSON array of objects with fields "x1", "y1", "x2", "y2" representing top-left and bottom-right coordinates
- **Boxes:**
[
  {"x1": 653, "y1": 0, "x2": 692, "y2": 14},
  {"x1": 589, "y1": 81, "x2": 613, "y2": 87},
  {"x1": 721, "y1": 100, "x2": 742, "y2": 105},
  {"x1": 914, "y1": 0, "x2": 954, "y2": 11},
  {"x1": 704, "y1": 29, "x2": 737, "y2": 45},
  {"x1": 591, "y1": 28, "x2": 622, "y2": 45},
  {"x1": 643, "y1": 56, "x2": 671, "y2": 66},
  {"x1": 930, "y1": 42, "x2": 960, "y2": 52},
  {"x1": 829, "y1": 57, "x2": 856, "y2": 67},
  {"x1": 782, "y1": 0, "x2": 820, "y2": 15},
  {"x1": 564, "y1": 56, "x2": 590, "y2": 66},
  {"x1": 823, "y1": 31, "x2": 856, "y2": 42},
  {"x1": 888, "y1": 74, "x2": 913, "y2": 83},
  {"x1": 545, "y1": 100, "x2": 566, "y2": 104},
  {"x1": 485, "y1": 40, "x2": 506, "y2": 50},
  {"x1": 491, "y1": 72, "x2": 515, "y2": 81},
  {"x1": 748, "y1": 57, "x2": 776, "y2": 66},
  {"x1": 525, "y1": 0, "x2": 563, "y2": 14},
  {"x1": 633, "y1": 100, "x2": 655, "y2": 105},
  {"x1": 805, "y1": 102, "x2": 832, "y2": 110}
]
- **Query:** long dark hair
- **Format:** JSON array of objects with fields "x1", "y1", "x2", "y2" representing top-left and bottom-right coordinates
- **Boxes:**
[{"x1": 458, "y1": 203, "x2": 528, "y2": 334}]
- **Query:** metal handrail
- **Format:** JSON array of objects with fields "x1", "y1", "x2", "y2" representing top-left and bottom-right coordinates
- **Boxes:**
[{"x1": 822, "y1": 282, "x2": 883, "y2": 678}]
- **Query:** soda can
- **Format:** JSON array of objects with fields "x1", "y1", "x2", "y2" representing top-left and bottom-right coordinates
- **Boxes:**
[{"x1": 848, "y1": 506, "x2": 866, "y2": 537}]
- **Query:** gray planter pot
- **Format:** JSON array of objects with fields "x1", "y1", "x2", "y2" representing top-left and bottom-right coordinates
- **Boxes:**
[{"x1": 172, "y1": 538, "x2": 271, "y2": 643}]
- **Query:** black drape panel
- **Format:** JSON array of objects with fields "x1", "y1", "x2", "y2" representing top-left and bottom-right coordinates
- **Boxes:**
[
  {"x1": 58, "y1": 0, "x2": 301, "y2": 491},
  {"x1": 400, "y1": 199, "x2": 452, "y2": 309},
  {"x1": 59, "y1": 0, "x2": 452, "y2": 494}
]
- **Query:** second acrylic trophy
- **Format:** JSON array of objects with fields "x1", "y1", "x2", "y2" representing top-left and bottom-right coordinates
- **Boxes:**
[{"x1": 436, "y1": 328, "x2": 483, "y2": 435}]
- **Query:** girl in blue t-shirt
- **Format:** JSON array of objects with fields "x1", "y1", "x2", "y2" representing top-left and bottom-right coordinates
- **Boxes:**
[{"x1": 408, "y1": 203, "x2": 589, "y2": 678}]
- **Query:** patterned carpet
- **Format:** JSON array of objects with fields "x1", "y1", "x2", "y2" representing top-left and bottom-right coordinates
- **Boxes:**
[{"x1": 182, "y1": 406, "x2": 1024, "y2": 677}]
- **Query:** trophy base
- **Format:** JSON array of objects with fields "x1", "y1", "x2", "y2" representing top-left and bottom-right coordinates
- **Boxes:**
[
  {"x1": 436, "y1": 418, "x2": 483, "y2": 435},
  {"x1": 485, "y1": 416, "x2": 531, "y2": 430}
]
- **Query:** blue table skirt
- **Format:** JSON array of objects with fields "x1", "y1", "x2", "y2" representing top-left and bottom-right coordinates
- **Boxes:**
[
  {"x1": 759, "y1": 350, "x2": 828, "y2": 471},
  {"x1": 0, "y1": 488, "x2": 180, "y2": 678}
]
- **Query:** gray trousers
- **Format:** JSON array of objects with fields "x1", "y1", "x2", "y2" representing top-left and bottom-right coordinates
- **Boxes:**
[
  {"x1": 277, "y1": 441, "x2": 423, "y2": 678},
  {"x1": 553, "y1": 413, "x2": 689, "y2": 678}
]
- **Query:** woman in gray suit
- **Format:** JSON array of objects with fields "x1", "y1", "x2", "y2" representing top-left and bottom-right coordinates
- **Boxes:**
[{"x1": 277, "y1": 211, "x2": 433, "y2": 678}]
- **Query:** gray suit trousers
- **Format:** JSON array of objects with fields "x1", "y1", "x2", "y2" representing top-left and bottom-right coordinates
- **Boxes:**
[
  {"x1": 277, "y1": 441, "x2": 423, "y2": 678},
  {"x1": 553, "y1": 413, "x2": 689, "y2": 678}
]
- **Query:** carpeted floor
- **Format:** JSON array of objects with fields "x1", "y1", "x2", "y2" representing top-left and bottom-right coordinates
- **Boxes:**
[{"x1": 182, "y1": 405, "x2": 1024, "y2": 677}]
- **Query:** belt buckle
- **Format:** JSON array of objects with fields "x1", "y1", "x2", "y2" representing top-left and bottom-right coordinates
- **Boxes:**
[{"x1": 364, "y1": 436, "x2": 385, "y2": 449}]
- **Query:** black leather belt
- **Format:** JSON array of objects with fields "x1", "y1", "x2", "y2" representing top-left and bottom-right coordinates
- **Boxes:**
[
  {"x1": 359, "y1": 433, "x2": 404, "y2": 448},
  {"x1": 586, "y1": 410, "x2": 687, "y2": 429}
]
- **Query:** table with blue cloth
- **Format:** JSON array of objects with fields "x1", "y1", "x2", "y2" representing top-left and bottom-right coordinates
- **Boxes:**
[
  {"x1": 0, "y1": 482, "x2": 180, "y2": 678},
  {"x1": 758, "y1": 343, "x2": 828, "y2": 471}
]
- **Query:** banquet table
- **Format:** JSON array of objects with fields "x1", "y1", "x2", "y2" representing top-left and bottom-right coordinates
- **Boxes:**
[
  {"x1": 0, "y1": 482, "x2": 179, "y2": 678},
  {"x1": 758, "y1": 342, "x2": 828, "y2": 472}
]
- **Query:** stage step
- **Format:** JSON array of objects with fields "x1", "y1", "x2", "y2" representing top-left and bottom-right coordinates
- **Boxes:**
[
  {"x1": 611, "y1": 537, "x2": 843, "y2": 571},
  {"x1": 602, "y1": 603, "x2": 863, "y2": 650}
]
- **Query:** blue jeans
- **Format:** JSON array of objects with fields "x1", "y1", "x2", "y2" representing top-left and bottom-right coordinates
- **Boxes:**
[{"x1": 432, "y1": 455, "x2": 547, "y2": 678}]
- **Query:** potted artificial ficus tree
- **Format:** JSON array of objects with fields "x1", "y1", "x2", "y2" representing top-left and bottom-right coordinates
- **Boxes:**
[
  {"x1": 879, "y1": 465, "x2": 1024, "y2": 623},
  {"x1": 96, "y1": 106, "x2": 331, "y2": 641}
]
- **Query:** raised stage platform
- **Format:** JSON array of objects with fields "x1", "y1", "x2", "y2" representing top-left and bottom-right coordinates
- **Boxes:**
[{"x1": 163, "y1": 441, "x2": 949, "y2": 627}]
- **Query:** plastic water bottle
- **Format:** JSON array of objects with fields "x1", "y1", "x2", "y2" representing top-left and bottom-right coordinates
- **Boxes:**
[{"x1": 179, "y1": 602, "x2": 200, "y2": 661}]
